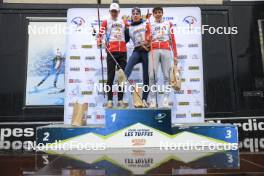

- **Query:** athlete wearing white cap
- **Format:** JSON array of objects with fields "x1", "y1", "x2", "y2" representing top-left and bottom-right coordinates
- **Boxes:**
[
  {"x1": 97, "y1": 3, "x2": 129, "y2": 108},
  {"x1": 109, "y1": 3, "x2": 120, "y2": 11}
]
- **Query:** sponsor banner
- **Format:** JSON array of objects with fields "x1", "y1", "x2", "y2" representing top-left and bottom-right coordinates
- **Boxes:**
[
  {"x1": 0, "y1": 122, "x2": 60, "y2": 150},
  {"x1": 65, "y1": 7, "x2": 204, "y2": 124},
  {"x1": 25, "y1": 21, "x2": 66, "y2": 106}
]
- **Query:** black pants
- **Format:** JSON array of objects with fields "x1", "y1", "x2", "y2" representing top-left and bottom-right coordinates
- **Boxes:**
[{"x1": 106, "y1": 52, "x2": 127, "y2": 101}]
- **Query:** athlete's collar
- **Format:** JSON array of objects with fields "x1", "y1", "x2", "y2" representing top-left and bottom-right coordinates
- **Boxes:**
[
  {"x1": 155, "y1": 18, "x2": 163, "y2": 23},
  {"x1": 110, "y1": 16, "x2": 118, "y2": 21},
  {"x1": 131, "y1": 19, "x2": 143, "y2": 26}
]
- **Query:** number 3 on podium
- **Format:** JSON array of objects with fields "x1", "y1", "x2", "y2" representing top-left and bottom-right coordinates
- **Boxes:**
[{"x1": 225, "y1": 129, "x2": 232, "y2": 139}]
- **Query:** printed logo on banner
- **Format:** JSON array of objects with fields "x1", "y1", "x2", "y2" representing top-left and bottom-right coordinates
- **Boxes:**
[
  {"x1": 178, "y1": 102, "x2": 190, "y2": 106},
  {"x1": 68, "y1": 79, "x2": 82, "y2": 83},
  {"x1": 154, "y1": 113, "x2": 167, "y2": 123},
  {"x1": 85, "y1": 81, "x2": 95, "y2": 91},
  {"x1": 187, "y1": 89, "x2": 200, "y2": 94},
  {"x1": 88, "y1": 103, "x2": 97, "y2": 107},
  {"x1": 81, "y1": 45, "x2": 93, "y2": 49},
  {"x1": 70, "y1": 56, "x2": 81, "y2": 60},
  {"x1": 71, "y1": 17, "x2": 86, "y2": 31},
  {"x1": 192, "y1": 54, "x2": 199, "y2": 59},
  {"x1": 85, "y1": 67, "x2": 97, "y2": 72},
  {"x1": 191, "y1": 113, "x2": 202, "y2": 117},
  {"x1": 183, "y1": 16, "x2": 197, "y2": 30},
  {"x1": 0, "y1": 125, "x2": 37, "y2": 150},
  {"x1": 87, "y1": 115, "x2": 92, "y2": 119},
  {"x1": 188, "y1": 43, "x2": 199, "y2": 48},
  {"x1": 181, "y1": 78, "x2": 186, "y2": 82},
  {"x1": 132, "y1": 67, "x2": 140, "y2": 72},
  {"x1": 68, "y1": 85, "x2": 82, "y2": 97},
  {"x1": 177, "y1": 44, "x2": 184, "y2": 48},
  {"x1": 85, "y1": 56, "x2": 96, "y2": 60},
  {"x1": 178, "y1": 55, "x2": 188, "y2": 60},
  {"x1": 190, "y1": 78, "x2": 200, "y2": 82},
  {"x1": 163, "y1": 16, "x2": 174, "y2": 20},
  {"x1": 132, "y1": 139, "x2": 146, "y2": 146},
  {"x1": 70, "y1": 44, "x2": 78, "y2": 50},
  {"x1": 81, "y1": 91, "x2": 93, "y2": 95},
  {"x1": 70, "y1": 67, "x2": 80, "y2": 71},
  {"x1": 175, "y1": 90, "x2": 184, "y2": 94},
  {"x1": 68, "y1": 102, "x2": 74, "y2": 107},
  {"x1": 189, "y1": 66, "x2": 199, "y2": 70},
  {"x1": 96, "y1": 114, "x2": 104, "y2": 120},
  {"x1": 176, "y1": 114, "x2": 187, "y2": 118}
]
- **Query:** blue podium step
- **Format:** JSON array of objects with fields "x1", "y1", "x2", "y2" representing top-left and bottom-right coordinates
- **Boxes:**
[
  {"x1": 105, "y1": 108, "x2": 171, "y2": 134},
  {"x1": 36, "y1": 109, "x2": 238, "y2": 150}
]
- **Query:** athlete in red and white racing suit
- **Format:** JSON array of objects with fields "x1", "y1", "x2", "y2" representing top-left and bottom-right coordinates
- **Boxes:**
[
  {"x1": 97, "y1": 3, "x2": 129, "y2": 108},
  {"x1": 146, "y1": 7, "x2": 178, "y2": 108}
]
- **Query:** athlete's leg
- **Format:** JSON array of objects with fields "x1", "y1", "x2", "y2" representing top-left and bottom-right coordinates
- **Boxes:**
[
  {"x1": 160, "y1": 49, "x2": 172, "y2": 107},
  {"x1": 141, "y1": 51, "x2": 149, "y2": 101},
  {"x1": 54, "y1": 69, "x2": 61, "y2": 88},
  {"x1": 37, "y1": 70, "x2": 52, "y2": 87},
  {"x1": 124, "y1": 51, "x2": 141, "y2": 79},
  {"x1": 160, "y1": 49, "x2": 171, "y2": 88},
  {"x1": 116, "y1": 52, "x2": 127, "y2": 101},
  {"x1": 148, "y1": 49, "x2": 160, "y2": 106},
  {"x1": 106, "y1": 52, "x2": 116, "y2": 101}
]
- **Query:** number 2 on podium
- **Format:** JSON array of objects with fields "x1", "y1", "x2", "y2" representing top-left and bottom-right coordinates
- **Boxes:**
[{"x1": 43, "y1": 132, "x2": 50, "y2": 141}]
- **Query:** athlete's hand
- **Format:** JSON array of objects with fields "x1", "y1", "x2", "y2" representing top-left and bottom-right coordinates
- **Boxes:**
[
  {"x1": 143, "y1": 41, "x2": 149, "y2": 45},
  {"x1": 97, "y1": 38, "x2": 102, "y2": 47},
  {"x1": 146, "y1": 10, "x2": 152, "y2": 20},
  {"x1": 174, "y1": 57, "x2": 178, "y2": 65}
]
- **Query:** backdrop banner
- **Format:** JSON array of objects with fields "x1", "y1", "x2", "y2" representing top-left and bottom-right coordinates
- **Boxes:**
[
  {"x1": 64, "y1": 7, "x2": 204, "y2": 124},
  {"x1": 25, "y1": 21, "x2": 66, "y2": 106}
]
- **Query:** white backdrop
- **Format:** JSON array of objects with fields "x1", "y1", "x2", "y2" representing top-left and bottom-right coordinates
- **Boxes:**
[{"x1": 64, "y1": 7, "x2": 204, "y2": 124}]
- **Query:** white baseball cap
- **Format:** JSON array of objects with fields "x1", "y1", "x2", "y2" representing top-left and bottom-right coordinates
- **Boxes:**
[{"x1": 109, "y1": 3, "x2": 120, "y2": 11}]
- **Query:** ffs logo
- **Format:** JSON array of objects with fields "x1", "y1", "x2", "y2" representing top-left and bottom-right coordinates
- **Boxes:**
[
  {"x1": 71, "y1": 17, "x2": 86, "y2": 31},
  {"x1": 155, "y1": 113, "x2": 166, "y2": 123},
  {"x1": 183, "y1": 16, "x2": 197, "y2": 30}
]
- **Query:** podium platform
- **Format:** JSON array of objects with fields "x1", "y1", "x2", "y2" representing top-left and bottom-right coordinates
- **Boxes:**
[{"x1": 36, "y1": 109, "x2": 238, "y2": 150}]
